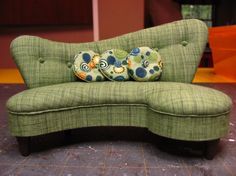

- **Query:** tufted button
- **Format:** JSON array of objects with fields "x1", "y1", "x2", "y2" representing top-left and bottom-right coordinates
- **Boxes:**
[
  {"x1": 67, "y1": 62, "x2": 72, "y2": 68},
  {"x1": 181, "y1": 41, "x2": 188, "y2": 46},
  {"x1": 39, "y1": 57, "x2": 45, "y2": 64}
]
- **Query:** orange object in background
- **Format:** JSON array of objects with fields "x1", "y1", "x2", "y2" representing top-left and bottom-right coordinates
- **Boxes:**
[{"x1": 209, "y1": 26, "x2": 236, "y2": 80}]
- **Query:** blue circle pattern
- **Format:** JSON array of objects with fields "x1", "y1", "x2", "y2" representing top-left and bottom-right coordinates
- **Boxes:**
[
  {"x1": 82, "y1": 53, "x2": 91, "y2": 63},
  {"x1": 127, "y1": 47, "x2": 162, "y2": 81},
  {"x1": 129, "y1": 69, "x2": 134, "y2": 76},
  {"x1": 107, "y1": 56, "x2": 116, "y2": 65},
  {"x1": 136, "y1": 67, "x2": 147, "y2": 78},
  {"x1": 122, "y1": 60, "x2": 128, "y2": 65},
  {"x1": 86, "y1": 75, "x2": 92, "y2": 81},
  {"x1": 153, "y1": 66, "x2": 159, "y2": 71},
  {"x1": 96, "y1": 75, "x2": 102, "y2": 81},
  {"x1": 114, "y1": 76, "x2": 125, "y2": 81},
  {"x1": 75, "y1": 48, "x2": 162, "y2": 82},
  {"x1": 131, "y1": 48, "x2": 140, "y2": 56},
  {"x1": 149, "y1": 69, "x2": 154, "y2": 74},
  {"x1": 114, "y1": 60, "x2": 122, "y2": 67}
]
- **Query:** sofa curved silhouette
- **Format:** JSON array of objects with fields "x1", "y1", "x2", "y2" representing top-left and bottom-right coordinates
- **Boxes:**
[{"x1": 7, "y1": 19, "x2": 232, "y2": 159}]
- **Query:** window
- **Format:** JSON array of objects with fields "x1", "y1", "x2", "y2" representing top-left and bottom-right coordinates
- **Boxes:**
[{"x1": 182, "y1": 5, "x2": 212, "y2": 27}]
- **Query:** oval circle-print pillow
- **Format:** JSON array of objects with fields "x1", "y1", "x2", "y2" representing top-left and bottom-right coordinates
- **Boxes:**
[
  {"x1": 127, "y1": 47, "x2": 163, "y2": 81},
  {"x1": 73, "y1": 51, "x2": 106, "y2": 82},
  {"x1": 99, "y1": 49, "x2": 129, "y2": 81}
]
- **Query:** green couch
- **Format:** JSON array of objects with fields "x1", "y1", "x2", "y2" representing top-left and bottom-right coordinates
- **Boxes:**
[{"x1": 7, "y1": 19, "x2": 232, "y2": 159}]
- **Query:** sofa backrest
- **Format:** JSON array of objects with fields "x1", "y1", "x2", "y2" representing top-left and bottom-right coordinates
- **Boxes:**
[{"x1": 10, "y1": 19, "x2": 208, "y2": 89}]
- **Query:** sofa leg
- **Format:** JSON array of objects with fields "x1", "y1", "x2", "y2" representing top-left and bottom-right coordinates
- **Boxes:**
[
  {"x1": 17, "y1": 137, "x2": 31, "y2": 156},
  {"x1": 204, "y1": 139, "x2": 220, "y2": 160}
]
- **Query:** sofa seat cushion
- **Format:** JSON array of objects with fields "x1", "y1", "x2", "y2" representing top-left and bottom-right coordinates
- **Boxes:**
[
  {"x1": 7, "y1": 82, "x2": 232, "y2": 117},
  {"x1": 147, "y1": 84, "x2": 232, "y2": 116}
]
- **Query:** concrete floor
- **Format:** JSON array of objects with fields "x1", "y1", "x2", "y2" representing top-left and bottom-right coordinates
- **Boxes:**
[{"x1": 0, "y1": 84, "x2": 236, "y2": 176}]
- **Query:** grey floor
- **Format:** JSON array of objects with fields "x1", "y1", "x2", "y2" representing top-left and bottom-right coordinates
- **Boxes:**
[{"x1": 0, "y1": 84, "x2": 236, "y2": 176}]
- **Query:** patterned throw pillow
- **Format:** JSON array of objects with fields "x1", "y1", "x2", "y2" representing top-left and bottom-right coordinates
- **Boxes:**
[
  {"x1": 99, "y1": 49, "x2": 130, "y2": 81},
  {"x1": 73, "y1": 51, "x2": 106, "y2": 82},
  {"x1": 127, "y1": 47, "x2": 163, "y2": 81}
]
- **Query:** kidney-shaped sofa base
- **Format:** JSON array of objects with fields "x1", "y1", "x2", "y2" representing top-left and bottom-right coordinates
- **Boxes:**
[{"x1": 7, "y1": 82, "x2": 232, "y2": 158}]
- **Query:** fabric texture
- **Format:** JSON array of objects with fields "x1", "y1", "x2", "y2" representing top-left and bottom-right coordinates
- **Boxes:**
[
  {"x1": 7, "y1": 82, "x2": 232, "y2": 140},
  {"x1": 127, "y1": 47, "x2": 163, "y2": 81},
  {"x1": 73, "y1": 51, "x2": 105, "y2": 82},
  {"x1": 99, "y1": 49, "x2": 129, "y2": 81},
  {"x1": 8, "y1": 19, "x2": 232, "y2": 142},
  {"x1": 10, "y1": 19, "x2": 208, "y2": 88}
]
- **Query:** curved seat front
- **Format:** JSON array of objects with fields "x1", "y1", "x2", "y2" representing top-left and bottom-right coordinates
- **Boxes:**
[{"x1": 7, "y1": 82, "x2": 232, "y2": 141}]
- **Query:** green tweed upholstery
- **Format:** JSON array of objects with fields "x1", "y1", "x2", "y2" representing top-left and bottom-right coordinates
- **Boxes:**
[
  {"x1": 7, "y1": 19, "x2": 232, "y2": 143},
  {"x1": 10, "y1": 19, "x2": 207, "y2": 88},
  {"x1": 7, "y1": 82, "x2": 231, "y2": 140}
]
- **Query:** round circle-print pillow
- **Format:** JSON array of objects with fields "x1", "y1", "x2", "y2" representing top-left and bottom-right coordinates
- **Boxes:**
[
  {"x1": 99, "y1": 49, "x2": 129, "y2": 81},
  {"x1": 127, "y1": 47, "x2": 163, "y2": 81},
  {"x1": 73, "y1": 51, "x2": 106, "y2": 82}
]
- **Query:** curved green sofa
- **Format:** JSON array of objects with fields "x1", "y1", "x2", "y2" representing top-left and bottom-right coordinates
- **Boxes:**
[{"x1": 7, "y1": 19, "x2": 232, "y2": 158}]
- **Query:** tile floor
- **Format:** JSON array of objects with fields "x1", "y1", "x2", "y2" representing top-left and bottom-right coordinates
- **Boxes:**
[{"x1": 0, "y1": 84, "x2": 236, "y2": 176}]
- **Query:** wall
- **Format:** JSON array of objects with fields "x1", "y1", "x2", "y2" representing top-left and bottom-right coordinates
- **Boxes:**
[
  {"x1": 0, "y1": 0, "x2": 93, "y2": 68},
  {"x1": 0, "y1": 0, "x2": 92, "y2": 26},
  {"x1": 147, "y1": 0, "x2": 182, "y2": 26},
  {"x1": 93, "y1": 0, "x2": 144, "y2": 40}
]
